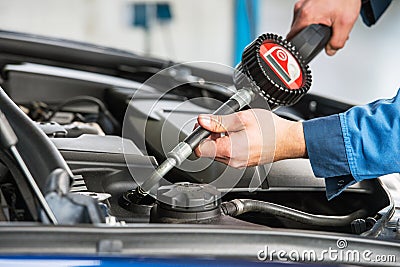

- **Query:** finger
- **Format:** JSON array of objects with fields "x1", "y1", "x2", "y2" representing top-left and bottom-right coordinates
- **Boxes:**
[
  {"x1": 292, "y1": 0, "x2": 303, "y2": 21},
  {"x1": 197, "y1": 113, "x2": 245, "y2": 133},
  {"x1": 287, "y1": 17, "x2": 310, "y2": 41},
  {"x1": 326, "y1": 19, "x2": 354, "y2": 56},
  {"x1": 196, "y1": 134, "x2": 233, "y2": 159},
  {"x1": 287, "y1": 1, "x2": 307, "y2": 39},
  {"x1": 213, "y1": 156, "x2": 230, "y2": 166},
  {"x1": 195, "y1": 139, "x2": 217, "y2": 158},
  {"x1": 214, "y1": 135, "x2": 234, "y2": 159},
  {"x1": 210, "y1": 132, "x2": 221, "y2": 140},
  {"x1": 193, "y1": 122, "x2": 221, "y2": 140}
]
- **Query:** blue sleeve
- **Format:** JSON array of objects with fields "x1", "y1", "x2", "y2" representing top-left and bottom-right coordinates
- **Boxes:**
[
  {"x1": 340, "y1": 90, "x2": 400, "y2": 180},
  {"x1": 303, "y1": 89, "x2": 400, "y2": 200},
  {"x1": 360, "y1": 0, "x2": 392, "y2": 26},
  {"x1": 303, "y1": 114, "x2": 356, "y2": 200}
]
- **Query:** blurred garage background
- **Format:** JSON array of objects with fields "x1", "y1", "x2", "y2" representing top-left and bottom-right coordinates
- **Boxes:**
[{"x1": 0, "y1": 0, "x2": 399, "y2": 105}]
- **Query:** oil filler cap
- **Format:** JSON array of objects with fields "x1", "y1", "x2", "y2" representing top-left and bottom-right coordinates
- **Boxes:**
[
  {"x1": 157, "y1": 182, "x2": 221, "y2": 212},
  {"x1": 150, "y1": 183, "x2": 221, "y2": 223}
]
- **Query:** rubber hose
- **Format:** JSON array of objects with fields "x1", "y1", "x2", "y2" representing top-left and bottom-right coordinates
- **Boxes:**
[{"x1": 221, "y1": 199, "x2": 368, "y2": 227}]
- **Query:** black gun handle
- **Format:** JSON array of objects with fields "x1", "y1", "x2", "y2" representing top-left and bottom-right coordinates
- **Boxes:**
[{"x1": 289, "y1": 24, "x2": 332, "y2": 64}]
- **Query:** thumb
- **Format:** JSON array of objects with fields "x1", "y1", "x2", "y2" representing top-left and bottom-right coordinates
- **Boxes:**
[{"x1": 198, "y1": 113, "x2": 245, "y2": 133}]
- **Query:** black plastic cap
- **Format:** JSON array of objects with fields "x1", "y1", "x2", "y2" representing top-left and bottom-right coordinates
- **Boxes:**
[{"x1": 157, "y1": 182, "x2": 221, "y2": 212}]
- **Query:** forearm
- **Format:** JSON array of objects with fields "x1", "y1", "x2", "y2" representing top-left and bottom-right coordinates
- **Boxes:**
[{"x1": 273, "y1": 119, "x2": 307, "y2": 162}]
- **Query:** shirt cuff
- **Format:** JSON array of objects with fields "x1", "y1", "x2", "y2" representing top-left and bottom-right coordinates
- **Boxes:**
[
  {"x1": 302, "y1": 114, "x2": 351, "y2": 178},
  {"x1": 324, "y1": 175, "x2": 357, "y2": 201},
  {"x1": 303, "y1": 115, "x2": 357, "y2": 200}
]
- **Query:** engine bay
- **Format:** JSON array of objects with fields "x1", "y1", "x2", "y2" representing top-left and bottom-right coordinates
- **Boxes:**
[{"x1": 0, "y1": 31, "x2": 395, "y2": 238}]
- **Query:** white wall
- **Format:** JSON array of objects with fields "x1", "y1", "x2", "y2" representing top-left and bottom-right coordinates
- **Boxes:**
[
  {"x1": 0, "y1": 0, "x2": 233, "y2": 65},
  {"x1": 0, "y1": 0, "x2": 399, "y2": 104}
]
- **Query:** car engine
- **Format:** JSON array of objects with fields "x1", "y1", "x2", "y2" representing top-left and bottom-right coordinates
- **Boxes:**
[{"x1": 0, "y1": 31, "x2": 396, "y2": 239}]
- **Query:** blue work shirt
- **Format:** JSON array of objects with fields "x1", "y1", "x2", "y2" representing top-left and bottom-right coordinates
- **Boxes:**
[
  {"x1": 302, "y1": 0, "x2": 394, "y2": 200},
  {"x1": 303, "y1": 90, "x2": 400, "y2": 200}
]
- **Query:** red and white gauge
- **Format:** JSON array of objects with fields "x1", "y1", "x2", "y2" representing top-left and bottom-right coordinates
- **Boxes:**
[{"x1": 259, "y1": 42, "x2": 303, "y2": 90}]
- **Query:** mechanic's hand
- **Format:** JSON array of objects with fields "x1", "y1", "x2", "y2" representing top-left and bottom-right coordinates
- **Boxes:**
[
  {"x1": 287, "y1": 0, "x2": 361, "y2": 56},
  {"x1": 194, "y1": 109, "x2": 307, "y2": 168}
]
